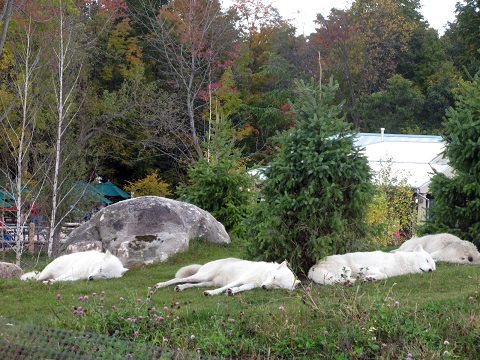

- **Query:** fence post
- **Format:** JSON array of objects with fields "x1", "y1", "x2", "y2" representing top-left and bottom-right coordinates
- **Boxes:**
[{"x1": 28, "y1": 222, "x2": 35, "y2": 255}]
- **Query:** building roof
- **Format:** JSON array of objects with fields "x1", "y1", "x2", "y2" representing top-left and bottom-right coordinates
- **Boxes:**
[
  {"x1": 93, "y1": 181, "x2": 130, "y2": 199},
  {"x1": 355, "y1": 132, "x2": 452, "y2": 193}
]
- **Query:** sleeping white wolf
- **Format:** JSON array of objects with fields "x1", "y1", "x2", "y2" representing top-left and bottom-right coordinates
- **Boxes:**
[
  {"x1": 155, "y1": 258, "x2": 301, "y2": 295},
  {"x1": 308, "y1": 246, "x2": 436, "y2": 285},
  {"x1": 20, "y1": 250, "x2": 128, "y2": 282},
  {"x1": 393, "y1": 233, "x2": 480, "y2": 264}
]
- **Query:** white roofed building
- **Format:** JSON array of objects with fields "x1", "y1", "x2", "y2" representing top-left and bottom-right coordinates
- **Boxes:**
[{"x1": 355, "y1": 131, "x2": 453, "y2": 221}]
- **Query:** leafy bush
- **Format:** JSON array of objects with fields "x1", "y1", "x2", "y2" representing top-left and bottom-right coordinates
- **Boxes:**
[
  {"x1": 245, "y1": 79, "x2": 372, "y2": 274},
  {"x1": 125, "y1": 171, "x2": 172, "y2": 198},
  {"x1": 367, "y1": 160, "x2": 417, "y2": 248}
]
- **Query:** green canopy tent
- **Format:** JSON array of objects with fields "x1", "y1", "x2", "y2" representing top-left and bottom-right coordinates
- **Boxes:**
[
  {"x1": 0, "y1": 199, "x2": 13, "y2": 208},
  {"x1": 74, "y1": 181, "x2": 112, "y2": 205},
  {"x1": 93, "y1": 181, "x2": 130, "y2": 200}
]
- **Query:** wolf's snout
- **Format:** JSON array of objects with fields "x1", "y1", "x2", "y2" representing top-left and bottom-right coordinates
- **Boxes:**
[
  {"x1": 88, "y1": 276, "x2": 94, "y2": 281},
  {"x1": 428, "y1": 268, "x2": 432, "y2": 272},
  {"x1": 262, "y1": 285, "x2": 267, "y2": 289}
]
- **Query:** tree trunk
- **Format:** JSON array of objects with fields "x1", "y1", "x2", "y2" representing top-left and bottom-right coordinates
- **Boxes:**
[{"x1": 0, "y1": 0, "x2": 14, "y2": 59}]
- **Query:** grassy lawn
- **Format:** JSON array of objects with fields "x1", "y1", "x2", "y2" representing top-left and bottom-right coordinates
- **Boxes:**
[{"x1": 0, "y1": 241, "x2": 479, "y2": 358}]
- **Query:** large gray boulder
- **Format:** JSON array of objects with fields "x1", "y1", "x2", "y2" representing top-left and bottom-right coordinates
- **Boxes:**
[
  {"x1": 0, "y1": 262, "x2": 23, "y2": 278},
  {"x1": 62, "y1": 196, "x2": 230, "y2": 267}
]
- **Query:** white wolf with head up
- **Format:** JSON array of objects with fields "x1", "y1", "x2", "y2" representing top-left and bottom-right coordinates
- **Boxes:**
[
  {"x1": 20, "y1": 250, "x2": 128, "y2": 282},
  {"x1": 308, "y1": 246, "x2": 435, "y2": 285},
  {"x1": 155, "y1": 258, "x2": 300, "y2": 295},
  {"x1": 394, "y1": 233, "x2": 480, "y2": 264}
]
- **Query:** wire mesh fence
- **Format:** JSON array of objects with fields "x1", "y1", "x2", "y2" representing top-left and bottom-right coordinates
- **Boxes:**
[{"x1": 0, "y1": 317, "x2": 169, "y2": 359}]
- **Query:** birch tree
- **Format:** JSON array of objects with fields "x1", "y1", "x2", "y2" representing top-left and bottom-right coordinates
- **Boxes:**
[
  {"x1": 47, "y1": 0, "x2": 83, "y2": 257},
  {"x1": 0, "y1": 18, "x2": 42, "y2": 265}
]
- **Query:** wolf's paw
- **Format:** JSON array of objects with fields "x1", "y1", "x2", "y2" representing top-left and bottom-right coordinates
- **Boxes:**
[
  {"x1": 203, "y1": 291, "x2": 211, "y2": 296},
  {"x1": 227, "y1": 288, "x2": 234, "y2": 296},
  {"x1": 175, "y1": 285, "x2": 182, "y2": 292}
]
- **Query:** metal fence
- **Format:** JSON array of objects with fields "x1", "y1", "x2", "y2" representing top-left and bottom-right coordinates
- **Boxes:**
[{"x1": 0, "y1": 318, "x2": 169, "y2": 360}]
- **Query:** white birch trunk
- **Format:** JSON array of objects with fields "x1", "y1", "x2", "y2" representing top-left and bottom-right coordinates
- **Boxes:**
[
  {"x1": 47, "y1": 1, "x2": 82, "y2": 256},
  {"x1": 47, "y1": 7, "x2": 65, "y2": 257}
]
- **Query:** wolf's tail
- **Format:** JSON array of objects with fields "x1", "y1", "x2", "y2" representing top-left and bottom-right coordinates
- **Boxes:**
[
  {"x1": 20, "y1": 271, "x2": 40, "y2": 281},
  {"x1": 175, "y1": 264, "x2": 202, "y2": 278}
]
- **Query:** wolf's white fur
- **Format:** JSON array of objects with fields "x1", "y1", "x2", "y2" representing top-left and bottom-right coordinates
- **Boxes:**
[
  {"x1": 394, "y1": 233, "x2": 480, "y2": 264},
  {"x1": 155, "y1": 258, "x2": 300, "y2": 295},
  {"x1": 20, "y1": 250, "x2": 128, "y2": 283},
  {"x1": 308, "y1": 246, "x2": 436, "y2": 285}
]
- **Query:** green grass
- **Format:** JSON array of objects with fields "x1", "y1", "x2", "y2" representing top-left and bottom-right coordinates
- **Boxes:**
[{"x1": 0, "y1": 241, "x2": 479, "y2": 358}]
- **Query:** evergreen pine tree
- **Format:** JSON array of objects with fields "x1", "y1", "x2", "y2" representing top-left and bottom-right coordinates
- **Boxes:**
[
  {"x1": 246, "y1": 79, "x2": 372, "y2": 273},
  {"x1": 178, "y1": 108, "x2": 254, "y2": 233},
  {"x1": 423, "y1": 75, "x2": 480, "y2": 248}
]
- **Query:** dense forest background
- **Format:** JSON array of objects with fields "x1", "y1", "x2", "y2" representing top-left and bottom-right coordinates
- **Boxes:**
[{"x1": 0, "y1": 0, "x2": 478, "y2": 200}]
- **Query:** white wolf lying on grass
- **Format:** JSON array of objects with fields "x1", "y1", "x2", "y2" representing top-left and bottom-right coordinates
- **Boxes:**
[
  {"x1": 20, "y1": 250, "x2": 128, "y2": 283},
  {"x1": 393, "y1": 233, "x2": 480, "y2": 264},
  {"x1": 308, "y1": 246, "x2": 436, "y2": 285},
  {"x1": 155, "y1": 258, "x2": 301, "y2": 296}
]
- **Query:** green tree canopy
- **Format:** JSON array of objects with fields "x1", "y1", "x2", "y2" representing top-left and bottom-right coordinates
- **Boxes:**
[{"x1": 356, "y1": 74, "x2": 425, "y2": 132}]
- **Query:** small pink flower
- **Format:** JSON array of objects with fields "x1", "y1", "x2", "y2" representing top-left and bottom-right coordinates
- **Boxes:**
[
  {"x1": 278, "y1": 305, "x2": 285, "y2": 312},
  {"x1": 148, "y1": 290, "x2": 154, "y2": 296},
  {"x1": 72, "y1": 306, "x2": 84, "y2": 316},
  {"x1": 136, "y1": 298, "x2": 142, "y2": 304},
  {"x1": 394, "y1": 301, "x2": 400, "y2": 307},
  {"x1": 91, "y1": 292, "x2": 97, "y2": 297},
  {"x1": 79, "y1": 295, "x2": 88, "y2": 301},
  {"x1": 156, "y1": 316, "x2": 164, "y2": 322},
  {"x1": 133, "y1": 331, "x2": 140, "y2": 337},
  {"x1": 163, "y1": 306, "x2": 169, "y2": 311},
  {"x1": 174, "y1": 301, "x2": 180, "y2": 306}
]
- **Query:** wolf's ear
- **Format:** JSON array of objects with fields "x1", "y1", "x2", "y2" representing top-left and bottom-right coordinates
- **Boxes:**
[
  {"x1": 105, "y1": 250, "x2": 112, "y2": 257},
  {"x1": 279, "y1": 260, "x2": 288, "y2": 268},
  {"x1": 413, "y1": 244, "x2": 425, "y2": 252}
]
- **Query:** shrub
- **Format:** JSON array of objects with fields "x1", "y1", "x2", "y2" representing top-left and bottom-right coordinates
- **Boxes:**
[
  {"x1": 125, "y1": 171, "x2": 172, "y2": 198},
  {"x1": 245, "y1": 79, "x2": 372, "y2": 274},
  {"x1": 367, "y1": 160, "x2": 417, "y2": 248}
]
